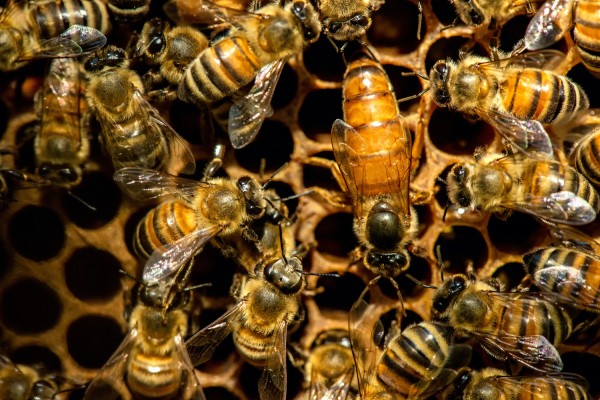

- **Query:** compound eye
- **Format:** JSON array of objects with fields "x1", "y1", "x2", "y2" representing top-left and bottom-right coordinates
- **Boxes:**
[
  {"x1": 449, "y1": 275, "x2": 467, "y2": 295},
  {"x1": 434, "y1": 62, "x2": 449, "y2": 80},
  {"x1": 469, "y1": 8, "x2": 484, "y2": 25},
  {"x1": 453, "y1": 164, "x2": 469, "y2": 183},
  {"x1": 59, "y1": 167, "x2": 78, "y2": 182},
  {"x1": 292, "y1": 1, "x2": 306, "y2": 18},
  {"x1": 84, "y1": 56, "x2": 100, "y2": 71},
  {"x1": 38, "y1": 164, "x2": 52, "y2": 177},
  {"x1": 351, "y1": 14, "x2": 369, "y2": 27},
  {"x1": 328, "y1": 21, "x2": 342, "y2": 33},
  {"x1": 148, "y1": 35, "x2": 165, "y2": 54},
  {"x1": 107, "y1": 49, "x2": 125, "y2": 61}
]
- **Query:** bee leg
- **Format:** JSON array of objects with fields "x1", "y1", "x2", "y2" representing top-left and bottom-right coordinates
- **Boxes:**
[
  {"x1": 416, "y1": 0, "x2": 423, "y2": 40},
  {"x1": 146, "y1": 87, "x2": 178, "y2": 102},
  {"x1": 203, "y1": 143, "x2": 226, "y2": 180},
  {"x1": 410, "y1": 187, "x2": 432, "y2": 205},
  {"x1": 286, "y1": 343, "x2": 307, "y2": 370},
  {"x1": 230, "y1": 273, "x2": 246, "y2": 298}
]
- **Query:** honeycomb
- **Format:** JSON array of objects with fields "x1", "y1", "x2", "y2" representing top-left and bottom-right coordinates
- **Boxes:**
[{"x1": 0, "y1": 0, "x2": 600, "y2": 399}]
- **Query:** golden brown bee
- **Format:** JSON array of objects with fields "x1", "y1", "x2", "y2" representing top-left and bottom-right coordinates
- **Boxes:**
[
  {"x1": 431, "y1": 273, "x2": 574, "y2": 372},
  {"x1": 429, "y1": 50, "x2": 589, "y2": 148},
  {"x1": 446, "y1": 149, "x2": 600, "y2": 225},
  {"x1": 526, "y1": 0, "x2": 600, "y2": 78},
  {"x1": 107, "y1": 0, "x2": 150, "y2": 23},
  {"x1": 0, "y1": 352, "x2": 67, "y2": 400},
  {"x1": 185, "y1": 256, "x2": 307, "y2": 400},
  {"x1": 302, "y1": 329, "x2": 357, "y2": 400},
  {"x1": 33, "y1": 57, "x2": 89, "y2": 189},
  {"x1": 174, "y1": 0, "x2": 321, "y2": 148},
  {"x1": 83, "y1": 280, "x2": 205, "y2": 400},
  {"x1": 133, "y1": 18, "x2": 208, "y2": 101},
  {"x1": 83, "y1": 45, "x2": 196, "y2": 175},
  {"x1": 444, "y1": 367, "x2": 591, "y2": 400},
  {"x1": 0, "y1": 0, "x2": 110, "y2": 71},
  {"x1": 523, "y1": 246, "x2": 600, "y2": 313},
  {"x1": 450, "y1": 0, "x2": 542, "y2": 27},
  {"x1": 313, "y1": 0, "x2": 383, "y2": 42}
]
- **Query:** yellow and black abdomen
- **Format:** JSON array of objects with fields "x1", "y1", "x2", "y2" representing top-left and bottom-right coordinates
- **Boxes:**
[
  {"x1": 127, "y1": 347, "x2": 182, "y2": 399},
  {"x1": 572, "y1": 124, "x2": 600, "y2": 187},
  {"x1": 233, "y1": 326, "x2": 272, "y2": 366},
  {"x1": 574, "y1": 0, "x2": 600, "y2": 78},
  {"x1": 32, "y1": 0, "x2": 111, "y2": 38}
]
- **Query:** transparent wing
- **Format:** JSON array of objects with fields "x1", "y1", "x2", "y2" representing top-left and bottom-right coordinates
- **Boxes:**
[
  {"x1": 491, "y1": 373, "x2": 590, "y2": 396},
  {"x1": 476, "y1": 49, "x2": 566, "y2": 71},
  {"x1": 113, "y1": 167, "x2": 207, "y2": 202},
  {"x1": 19, "y1": 25, "x2": 107, "y2": 61},
  {"x1": 185, "y1": 301, "x2": 246, "y2": 366},
  {"x1": 143, "y1": 224, "x2": 222, "y2": 283},
  {"x1": 505, "y1": 190, "x2": 596, "y2": 225},
  {"x1": 258, "y1": 319, "x2": 287, "y2": 400},
  {"x1": 0, "y1": 352, "x2": 22, "y2": 379},
  {"x1": 228, "y1": 60, "x2": 284, "y2": 149},
  {"x1": 321, "y1": 366, "x2": 354, "y2": 400},
  {"x1": 481, "y1": 109, "x2": 553, "y2": 155},
  {"x1": 545, "y1": 222, "x2": 600, "y2": 252},
  {"x1": 331, "y1": 119, "x2": 361, "y2": 213},
  {"x1": 82, "y1": 328, "x2": 135, "y2": 400},
  {"x1": 525, "y1": 0, "x2": 573, "y2": 50},
  {"x1": 174, "y1": 334, "x2": 207, "y2": 400},
  {"x1": 348, "y1": 293, "x2": 384, "y2": 398}
]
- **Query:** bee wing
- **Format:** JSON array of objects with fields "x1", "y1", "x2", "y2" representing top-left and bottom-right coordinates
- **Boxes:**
[
  {"x1": 321, "y1": 366, "x2": 354, "y2": 400},
  {"x1": 82, "y1": 328, "x2": 136, "y2": 400},
  {"x1": 113, "y1": 167, "x2": 207, "y2": 202},
  {"x1": 525, "y1": 0, "x2": 574, "y2": 50},
  {"x1": 505, "y1": 190, "x2": 596, "y2": 225},
  {"x1": 185, "y1": 300, "x2": 246, "y2": 366},
  {"x1": 174, "y1": 333, "x2": 207, "y2": 400},
  {"x1": 491, "y1": 373, "x2": 591, "y2": 395},
  {"x1": 143, "y1": 224, "x2": 222, "y2": 283},
  {"x1": 228, "y1": 60, "x2": 283, "y2": 149},
  {"x1": 0, "y1": 352, "x2": 22, "y2": 378},
  {"x1": 545, "y1": 222, "x2": 600, "y2": 253},
  {"x1": 481, "y1": 109, "x2": 553, "y2": 155},
  {"x1": 163, "y1": 0, "x2": 264, "y2": 27},
  {"x1": 40, "y1": 57, "x2": 83, "y2": 132},
  {"x1": 258, "y1": 319, "x2": 288, "y2": 400},
  {"x1": 348, "y1": 295, "x2": 384, "y2": 397},
  {"x1": 19, "y1": 25, "x2": 107, "y2": 61},
  {"x1": 476, "y1": 49, "x2": 566, "y2": 71},
  {"x1": 530, "y1": 264, "x2": 600, "y2": 311},
  {"x1": 331, "y1": 119, "x2": 360, "y2": 211}
]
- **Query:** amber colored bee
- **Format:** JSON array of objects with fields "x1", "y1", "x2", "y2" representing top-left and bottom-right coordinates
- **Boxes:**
[
  {"x1": 107, "y1": 0, "x2": 150, "y2": 23},
  {"x1": 526, "y1": 0, "x2": 600, "y2": 78},
  {"x1": 444, "y1": 367, "x2": 591, "y2": 400},
  {"x1": 523, "y1": 246, "x2": 600, "y2": 313},
  {"x1": 431, "y1": 273, "x2": 574, "y2": 372},
  {"x1": 185, "y1": 256, "x2": 307, "y2": 400},
  {"x1": 83, "y1": 280, "x2": 205, "y2": 400},
  {"x1": 450, "y1": 0, "x2": 543, "y2": 27},
  {"x1": 133, "y1": 18, "x2": 208, "y2": 101},
  {"x1": 446, "y1": 148, "x2": 600, "y2": 226},
  {"x1": 173, "y1": 0, "x2": 321, "y2": 148},
  {"x1": 83, "y1": 45, "x2": 195, "y2": 175},
  {"x1": 0, "y1": 0, "x2": 110, "y2": 71},
  {"x1": 429, "y1": 50, "x2": 589, "y2": 148},
  {"x1": 313, "y1": 0, "x2": 383, "y2": 42},
  {"x1": 33, "y1": 57, "x2": 89, "y2": 189}
]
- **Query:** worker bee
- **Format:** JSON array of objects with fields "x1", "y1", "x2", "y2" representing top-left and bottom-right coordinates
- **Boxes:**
[
  {"x1": 429, "y1": 50, "x2": 589, "y2": 149},
  {"x1": 0, "y1": 0, "x2": 110, "y2": 71},
  {"x1": 83, "y1": 279, "x2": 205, "y2": 400},
  {"x1": 133, "y1": 18, "x2": 208, "y2": 101},
  {"x1": 349, "y1": 294, "x2": 472, "y2": 400},
  {"x1": 313, "y1": 0, "x2": 384, "y2": 43},
  {"x1": 107, "y1": 0, "x2": 150, "y2": 23},
  {"x1": 444, "y1": 367, "x2": 591, "y2": 400},
  {"x1": 450, "y1": 0, "x2": 542, "y2": 27},
  {"x1": 523, "y1": 246, "x2": 600, "y2": 313},
  {"x1": 33, "y1": 57, "x2": 89, "y2": 190},
  {"x1": 431, "y1": 273, "x2": 574, "y2": 372},
  {"x1": 83, "y1": 45, "x2": 196, "y2": 175},
  {"x1": 300, "y1": 329, "x2": 357, "y2": 400},
  {"x1": 446, "y1": 148, "x2": 600, "y2": 225},
  {"x1": 174, "y1": 0, "x2": 321, "y2": 148},
  {"x1": 525, "y1": 0, "x2": 600, "y2": 78},
  {"x1": 185, "y1": 255, "x2": 307, "y2": 400}
]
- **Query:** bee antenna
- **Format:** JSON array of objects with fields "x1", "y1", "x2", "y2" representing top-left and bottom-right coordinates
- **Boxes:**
[
  {"x1": 184, "y1": 282, "x2": 212, "y2": 291},
  {"x1": 401, "y1": 71, "x2": 429, "y2": 80},
  {"x1": 442, "y1": 200, "x2": 450, "y2": 222},
  {"x1": 277, "y1": 223, "x2": 289, "y2": 265},
  {"x1": 397, "y1": 87, "x2": 430, "y2": 104},
  {"x1": 261, "y1": 162, "x2": 289, "y2": 189},
  {"x1": 296, "y1": 269, "x2": 340, "y2": 278},
  {"x1": 275, "y1": 189, "x2": 314, "y2": 202},
  {"x1": 259, "y1": 157, "x2": 266, "y2": 181},
  {"x1": 436, "y1": 245, "x2": 446, "y2": 282},
  {"x1": 405, "y1": 273, "x2": 437, "y2": 289},
  {"x1": 436, "y1": 176, "x2": 446, "y2": 184},
  {"x1": 67, "y1": 190, "x2": 97, "y2": 211},
  {"x1": 118, "y1": 268, "x2": 143, "y2": 285},
  {"x1": 388, "y1": 277, "x2": 406, "y2": 318}
]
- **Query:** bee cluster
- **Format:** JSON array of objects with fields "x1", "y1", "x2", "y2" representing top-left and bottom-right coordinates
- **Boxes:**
[{"x1": 0, "y1": 0, "x2": 600, "y2": 399}]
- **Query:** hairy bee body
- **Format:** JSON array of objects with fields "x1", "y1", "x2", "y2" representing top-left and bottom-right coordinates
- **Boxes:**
[
  {"x1": 315, "y1": 0, "x2": 383, "y2": 42},
  {"x1": 452, "y1": 0, "x2": 543, "y2": 27},
  {"x1": 107, "y1": 0, "x2": 150, "y2": 23},
  {"x1": 0, "y1": 355, "x2": 61, "y2": 400},
  {"x1": 573, "y1": 1, "x2": 600, "y2": 77}
]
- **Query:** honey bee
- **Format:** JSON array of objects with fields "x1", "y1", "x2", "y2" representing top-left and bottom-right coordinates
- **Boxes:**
[
  {"x1": 313, "y1": 0, "x2": 384, "y2": 43},
  {"x1": 33, "y1": 57, "x2": 89, "y2": 189},
  {"x1": 450, "y1": 0, "x2": 542, "y2": 27},
  {"x1": 107, "y1": 0, "x2": 150, "y2": 23},
  {"x1": 133, "y1": 18, "x2": 208, "y2": 101},
  {"x1": 185, "y1": 255, "x2": 307, "y2": 400},
  {"x1": 429, "y1": 50, "x2": 589, "y2": 148},
  {"x1": 446, "y1": 149, "x2": 600, "y2": 225},
  {"x1": 525, "y1": 0, "x2": 600, "y2": 78},
  {"x1": 174, "y1": 0, "x2": 321, "y2": 148},
  {"x1": 349, "y1": 295, "x2": 472, "y2": 400},
  {"x1": 444, "y1": 367, "x2": 591, "y2": 400},
  {"x1": 431, "y1": 273, "x2": 574, "y2": 372},
  {"x1": 302, "y1": 329, "x2": 356, "y2": 400},
  {"x1": 304, "y1": 49, "x2": 418, "y2": 290},
  {"x1": 83, "y1": 45, "x2": 196, "y2": 175},
  {"x1": 0, "y1": 0, "x2": 110, "y2": 71},
  {"x1": 0, "y1": 352, "x2": 69, "y2": 400},
  {"x1": 83, "y1": 280, "x2": 205, "y2": 400},
  {"x1": 523, "y1": 246, "x2": 600, "y2": 313}
]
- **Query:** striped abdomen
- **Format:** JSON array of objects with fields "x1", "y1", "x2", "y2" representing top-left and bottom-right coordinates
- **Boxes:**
[
  {"x1": 492, "y1": 375, "x2": 590, "y2": 400},
  {"x1": 341, "y1": 52, "x2": 410, "y2": 198},
  {"x1": 233, "y1": 327, "x2": 272, "y2": 366},
  {"x1": 178, "y1": 36, "x2": 261, "y2": 105},
  {"x1": 525, "y1": 247, "x2": 600, "y2": 311},
  {"x1": 134, "y1": 201, "x2": 197, "y2": 260},
  {"x1": 571, "y1": 123, "x2": 600, "y2": 187},
  {"x1": 518, "y1": 159, "x2": 600, "y2": 212},
  {"x1": 374, "y1": 322, "x2": 453, "y2": 396},
  {"x1": 107, "y1": 0, "x2": 150, "y2": 23},
  {"x1": 31, "y1": 0, "x2": 111, "y2": 38},
  {"x1": 574, "y1": 0, "x2": 600, "y2": 78},
  {"x1": 492, "y1": 296, "x2": 573, "y2": 347},
  {"x1": 501, "y1": 69, "x2": 589, "y2": 123},
  {"x1": 127, "y1": 347, "x2": 182, "y2": 399}
]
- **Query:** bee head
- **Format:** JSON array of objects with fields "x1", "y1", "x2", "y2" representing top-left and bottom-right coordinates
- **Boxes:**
[
  {"x1": 365, "y1": 251, "x2": 409, "y2": 276},
  {"x1": 37, "y1": 164, "x2": 81, "y2": 187},
  {"x1": 290, "y1": 0, "x2": 321, "y2": 43},
  {"x1": 324, "y1": 13, "x2": 370, "y2": 42},
  {"x1": 263, "y1": 257, "x2": 304, "y2": 295},
  {"x1": 237, "y1": 176, "x2": 267, "y2": 218},
  {"x1": 430, "y1": 60, "x2": 452, "y2": 107},
  {"x1": 445, "y1": 368, "x2": 472, "y2": 400},
  {"x1": 432, "y1": 274, "x2": 467, "y2": 316},
  {"x1": 0, "y1": 28, "x2": 22, "y2": 67},
  {"x1": 456, "y1": 0, "x2": 484, "y2": 25},
  {"x1": 84, "y1": 45, "x2": 128, "y2": 73},
  {"x1": 140, "y1": 283, "x2": 188, "y2": 310},
  {"x1": 140, "y1": 18, "x2": 167, "y2": 57},
  {"x1": 447, "y1": 163, "x2": 472, "y2": 208}
]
